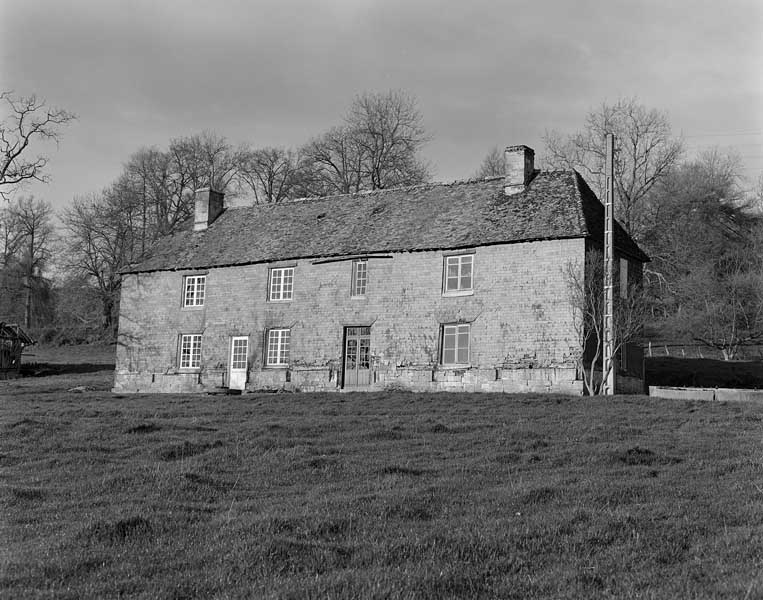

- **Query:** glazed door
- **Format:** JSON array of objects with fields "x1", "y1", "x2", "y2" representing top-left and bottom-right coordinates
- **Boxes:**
[
  {"x1": 344, "y1": 327, "x2": 371, "y2": 387},
  {"x1": 229, "y1": 336, "x2": 248, "y2": 390}
]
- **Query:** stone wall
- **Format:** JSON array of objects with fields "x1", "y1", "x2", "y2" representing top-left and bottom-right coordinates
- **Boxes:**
[{"x1": 114, "y1": 238, "x2": 587, "y2": 394}]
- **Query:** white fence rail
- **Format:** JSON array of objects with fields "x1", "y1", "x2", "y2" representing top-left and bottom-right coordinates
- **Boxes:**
[{"x1": 645, "y1": 343, "x2": 763, "y2": 361}]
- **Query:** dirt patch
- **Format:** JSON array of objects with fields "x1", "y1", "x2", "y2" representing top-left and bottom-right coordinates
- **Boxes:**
[
  {"x1": 615, "y1": 446, "x2": 683, "y2": 466},
  {"x1": 78, "y1": 516, "x2": 152, "y2": 545},
  {"x1": 125, "y1": 423, "x2": 162, "y2": 434},
  {"x1": 156, "y1": 440, "x2": 223, "y2": 461},
  {"x1": 380, "y1": 465, "x2": 425, "y2": 477}
]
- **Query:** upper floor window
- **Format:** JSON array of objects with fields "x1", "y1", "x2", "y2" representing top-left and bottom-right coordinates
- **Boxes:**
[
  {"x1": 183, "y1": 275, "x2": 206, "y2": 307},
  {"x1": 619, "y1": 258, "x2": 629, "y2": 299},
  {"x1": 441, "y1": 323, "x2": 470, "y2": 366},
  {"x1": 266, "y1": 328, "x2": 290, "y2": 366},
  {"x1": 351, "y1": 259, "x2": 368, "y2": 297},
  {"x1": 179, "y1": 334, "x2": 202, "y2": 369},
  {"x1": 269, "y1": 267, "x2": 294, "y2": 301},
  {"x1": 443, "y1": 254, "x2": 473, "y2": 295}
]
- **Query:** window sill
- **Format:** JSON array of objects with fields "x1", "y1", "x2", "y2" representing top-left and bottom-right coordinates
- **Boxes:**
[
  {"x1": 178, "y1": 368, "x2": 201, "y2": 372},
  {"x1": 264, "y1": 364, "x2": 290, "y2": 369},
  {"x1": 181, "y1": 305, "x2": 205, "y2": 310},
  {"x1": 442, "y1": 290, "x2": 474, "y2": 297},
  {"x1": 350, "y1": 295, "x2": 367, "y2": 300},
  {"x1": 267, "y1": 299, "x2": 293, "y2": 303},
  {"x1": 439, "y1": 364, "x2": 472, "y2": 370}
]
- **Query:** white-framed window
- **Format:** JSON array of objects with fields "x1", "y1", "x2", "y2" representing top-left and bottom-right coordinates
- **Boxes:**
[
  {"x1": 619, "y1": 344, "x2": 628, "y2": 372},
  {"x1": 266, "y1": 328, "x2": 290, "y2": 366},
  {"x1": 443, "y1": 254, "x2": 473, "y2": 294},
  {"x1": 441, "y1": 323, "x2": 470, "y2": 366},
  {"x1": 179, "y1": 334, "x2": 202, "y2": 369},
  {"x1": 619, "y1": 258, "x2": 629, "y2": 299},
  {"x1": 269, "y1": 267, "x2": 294, "y2": 301},
  {"x1": 183, "y1": 275, "x2": 206, "y2": 307},
  {"x1": 351, "y1": 259, "x2": 368, "y2": 297}
]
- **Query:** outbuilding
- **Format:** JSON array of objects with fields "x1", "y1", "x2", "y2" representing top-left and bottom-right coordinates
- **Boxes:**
[{"x1": 0, "y1": 322, "x2": 34, "y2": 380}]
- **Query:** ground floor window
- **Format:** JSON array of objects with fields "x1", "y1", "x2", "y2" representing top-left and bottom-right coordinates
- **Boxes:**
[
  {"x1": 441, "y1": 323, "x2": 470, "y2": 365},
  {"x1": 179, "y1": 334, "x2": 202, "y2": 369},
  {"x1": 266, "y1": 328, "x2": 290, "y2": 366}
]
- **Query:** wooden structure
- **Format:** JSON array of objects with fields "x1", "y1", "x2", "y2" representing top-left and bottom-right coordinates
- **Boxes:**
[{"x1": 0, "y1": 322, "x2": 34, "y2": 379}]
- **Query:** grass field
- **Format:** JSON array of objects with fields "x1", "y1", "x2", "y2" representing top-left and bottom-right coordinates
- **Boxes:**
[{"x1": 2, "y1": 364, "x2": 763, "y2": 599}]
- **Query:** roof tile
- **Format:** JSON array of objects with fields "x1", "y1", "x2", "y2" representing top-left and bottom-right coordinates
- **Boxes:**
[{"x1": 123, "y1": 170, "x2": 648, "y2": 273}]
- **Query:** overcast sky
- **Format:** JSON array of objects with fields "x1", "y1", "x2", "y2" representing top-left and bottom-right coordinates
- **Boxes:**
[{"x1": 2, "y1": 0, "x2": 762, "y2": 211}]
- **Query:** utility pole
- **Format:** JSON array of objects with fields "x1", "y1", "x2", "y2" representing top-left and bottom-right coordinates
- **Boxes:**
[{"x1": 602, "y1": 133, "x2": 615, "y2": 395}]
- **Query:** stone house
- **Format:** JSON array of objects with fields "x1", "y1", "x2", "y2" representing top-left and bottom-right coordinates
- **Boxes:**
[{"x1": 114, "y1": 145, "x2": 648, "y2": 394}]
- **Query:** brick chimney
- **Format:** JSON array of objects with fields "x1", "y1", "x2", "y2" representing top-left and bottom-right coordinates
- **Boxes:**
[
  {"x1": 504, "y1": 145, "x2": 535, "y2": 195},
  {"x1": 193, "y1": 188, "x2": 225, "y2": 231}
]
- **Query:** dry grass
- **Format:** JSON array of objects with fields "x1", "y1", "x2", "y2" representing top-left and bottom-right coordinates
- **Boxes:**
[{"x1": 2, "y1": 369, "x2": 763, "y2": 598}]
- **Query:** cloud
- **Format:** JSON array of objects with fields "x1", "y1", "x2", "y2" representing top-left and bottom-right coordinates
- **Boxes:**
[{"x1": 1, "y1": 0, "x2": 761, "y2": 207}]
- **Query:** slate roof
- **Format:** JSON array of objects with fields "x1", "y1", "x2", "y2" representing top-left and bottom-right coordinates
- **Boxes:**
[
  {"x1": 122, "y1": 170, "x2": 648, "y2": 274},
  {"x1": 0, "y1": 323, "x2": 34, "y2": 344}
]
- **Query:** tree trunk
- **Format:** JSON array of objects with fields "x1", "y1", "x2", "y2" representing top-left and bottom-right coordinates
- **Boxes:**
[{"x1": 24, "y1": 233, "x2": 33, "y2": 329}]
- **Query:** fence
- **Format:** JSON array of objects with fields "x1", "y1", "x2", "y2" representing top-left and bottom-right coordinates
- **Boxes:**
[{"x1": 645, "y1": 342, "x2": 763, "y2": 361}]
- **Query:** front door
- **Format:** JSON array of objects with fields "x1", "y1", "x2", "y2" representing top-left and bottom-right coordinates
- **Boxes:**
[
  {"x1": 344, "y1": 326, "x2": 371, "y2": 388},
  {"x1": 229, "y1": 336, "x2": 248, "y2": 390}
]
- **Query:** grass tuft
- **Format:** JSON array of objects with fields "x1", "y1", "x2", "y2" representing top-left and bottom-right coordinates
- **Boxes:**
[
  {"x1": 77, "y1": 516, "x2": 153, "y2": 545},
  {"x1": 430, "y1": 423, "x2": 451, "y2": 433},
  {"x1": 9, "y1": 487, "x2": 46, "y2": 503},
  {"x1": 379, "y1": 464, "x2": 425, "y2": 476},
  {"x1": 615, "y1": 446, "x2": 683, "y2": 466},
  {"x1": 156, "y1": 440, "x2": 223, "y2": 461},
  {"x1": 125, "y1": 423, "x2": 161, "y2": 434}
]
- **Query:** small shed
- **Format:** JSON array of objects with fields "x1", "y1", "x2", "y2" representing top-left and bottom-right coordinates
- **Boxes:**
[{"x1": 0, "y1": 323, "x2": 34, "y2": 379}]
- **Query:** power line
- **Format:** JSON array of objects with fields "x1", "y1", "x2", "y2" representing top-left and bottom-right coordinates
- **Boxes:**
[
  {"x1": 684, "y1": 131, "x2": 763, "y2": 138},
  {"x1": 686, "y1": 142, "x2": 763, "y2": 149}
]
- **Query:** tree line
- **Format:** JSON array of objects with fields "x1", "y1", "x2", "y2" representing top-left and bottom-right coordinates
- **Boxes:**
[
  {"x1": 2, "y1": 89, "x2": 762, "y2": 361},
  {"x1": 539, "y1": 99, "x2": 763, "y2": 362},
  {"x1": 0, "y1": 90, "x2": 431, "y2": 341}
]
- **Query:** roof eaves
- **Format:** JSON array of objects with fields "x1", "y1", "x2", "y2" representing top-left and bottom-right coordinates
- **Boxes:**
[
  {"x1": 120, "y1": 234, "x2": 591, "y2": 275},
  {"x1": 570, "y1": 171, "x2": 590, "y2": 236}
]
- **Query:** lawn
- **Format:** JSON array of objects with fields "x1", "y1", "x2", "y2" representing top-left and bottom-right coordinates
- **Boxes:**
[{"x1": 2, "y1": 368, "x2": 763, "y2": 598}]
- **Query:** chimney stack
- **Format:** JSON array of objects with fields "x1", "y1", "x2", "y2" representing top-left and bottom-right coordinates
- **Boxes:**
[
  {"x1": 194, "y1": 188, "x2": 225, "y2": 231},
  {"x1": 504, "y1": 145, "x2": 535, "y2": 195}
]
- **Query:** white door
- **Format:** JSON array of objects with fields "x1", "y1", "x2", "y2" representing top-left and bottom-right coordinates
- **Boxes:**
[{"x1": 229, "y1": 336, "x2": 248, "y2": 390}]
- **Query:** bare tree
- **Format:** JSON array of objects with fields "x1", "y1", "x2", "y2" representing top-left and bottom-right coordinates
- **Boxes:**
[
  {"x1": 301, "y1": 125, "x2": 366, "y2": 196},
  {"x1": 565, "y1": 250, "x2": 648, "y2": 394},
  {"x1": 544, "y1": 98, "x2": 683, "y2": 240},
  {"x1": 0, "y1": 196, "x2": 55, "y2": 328},
  {"x1": 62, "y1": 187, "x2": 142, "y2": 338},
  {"x1": 673, "y1": 244, "x2": 763, "y2": 360},
  {"x1": 300, "y1": 90, "x2": 431, "y2": 196},
  {"x1": 238, "y1": 146, "x2": 303, "y2": 203},
  {"x1": 120, "y1": 132, "x2": 241, "y2": 237},
  {"x1": 170, "y1": 131, "x2": 242, "y2": 192},
  {"x1": 0, "y1": 91, "x2": 75, "y2": 200},
  {"x1": 124, "y1": 147, "x2": 187, "y2": 238},
  {"x1": 472, "y1": 146, "x2": 505, "y2": 178},
  {"x1": 347, "y1": 90, "x2": 431, "y2": 189},
  {"x1": 0, "y1": 205, "x2": 23, "y2": 267},
  {"x1": 641, "y1": 147, "x2": 752, "y2": 327}
]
